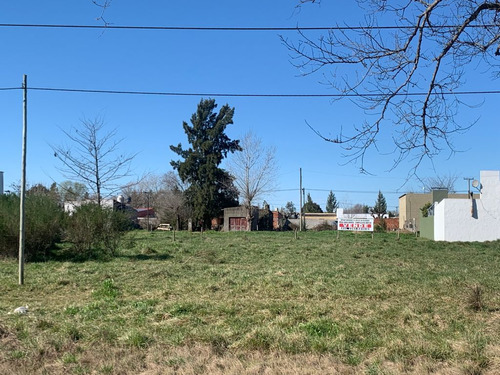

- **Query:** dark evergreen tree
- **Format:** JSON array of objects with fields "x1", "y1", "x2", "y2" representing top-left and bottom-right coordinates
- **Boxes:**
[
  {"x1": 302, "y1": 193, "x2": 323, "y2": 213},
  {"x1": 170, "y1": 99, "x2": 241, "y2": 228},
  {"x1": 325, "y1": 190, "x2": 338, "y2": 213},
  {"x1": 372, "y1": 190, "x2": 387, "y2": 218}
]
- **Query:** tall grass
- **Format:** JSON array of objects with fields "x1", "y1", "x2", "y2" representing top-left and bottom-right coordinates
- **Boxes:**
[{"x1": 1, "y1": 230, "x2": 499, "y2": 374}]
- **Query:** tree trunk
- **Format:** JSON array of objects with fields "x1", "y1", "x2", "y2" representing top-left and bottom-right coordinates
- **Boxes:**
[{"x1": 246, "y1": 205, "x2": 252, "y2": 232}]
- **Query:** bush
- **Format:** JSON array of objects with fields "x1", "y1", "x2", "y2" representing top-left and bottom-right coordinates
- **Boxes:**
[
  {"x1": 374, "y1": 218, "x2": 387, "y2": 232},
  {"x1": 25, "y1": 194, "x2": 64, "y2": 259},
  {"x1": 0, "y1": 194, "x2": 20, "y2": 257},
  {"x1": 421, "y1": 202, "x2": 432, "y2": 217},
  {"x1": 311, "y1": 221, "x2": 336, "y2": 231},
  {"x1": 0, "y1": 194, "x2": 64, "y2": 260},
  {"x1": 64, "y1": 203, "x2": 131, "y2": 258}
]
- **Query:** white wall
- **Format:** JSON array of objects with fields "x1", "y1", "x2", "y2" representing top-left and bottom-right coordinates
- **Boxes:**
[{"x1": 434, "y1": 171, "x2": 500, "y2": 242}]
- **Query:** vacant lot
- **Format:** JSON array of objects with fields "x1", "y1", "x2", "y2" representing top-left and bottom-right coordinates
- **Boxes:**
[{"x1": 1, "y1": 231, "x2": 499, "y2": 374}]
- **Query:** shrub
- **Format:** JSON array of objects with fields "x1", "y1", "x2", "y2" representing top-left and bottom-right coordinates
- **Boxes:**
[
  {"x1": 374, "y1": 219, "x2": 387, "y2": 232},
  {"x1": 311, "y1": 221, "x2": 336, "y2": 231},
  {"x1": 0, "y1": 194, "x2": 64, "y2": 260},
  {"x1": 25, "y1": 194, "x2": 65, "y2": 259},
  {"x1": 64, "y1": 203, "x2": 131, "y2": 258},
  {"x1": 0, "y1": 194, "x2": 20, "y2": 257},
  {"x1": 468, "y1": 284, "x2": 484, "y2": 312},
  {"x1": 421, "y1": 202, "x2": 432, "y2": 218}
]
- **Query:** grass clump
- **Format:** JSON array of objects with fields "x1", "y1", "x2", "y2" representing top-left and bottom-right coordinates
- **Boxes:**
[{"x1": 468, "y1": 284, "x2": 484, "y2": 311}]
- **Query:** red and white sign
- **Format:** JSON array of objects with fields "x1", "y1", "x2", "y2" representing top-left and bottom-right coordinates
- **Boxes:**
[{"x1": 338, "y1": 218, "x2": 374, "y2": 232}]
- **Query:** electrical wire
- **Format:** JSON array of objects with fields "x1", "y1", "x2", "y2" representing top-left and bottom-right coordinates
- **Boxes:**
[
  {"x1": 2, "y1": 86, "x2": 499, "y2": 98},
  {"x1": 0, "y1": 23, "x2": 497, "y2": 32}
]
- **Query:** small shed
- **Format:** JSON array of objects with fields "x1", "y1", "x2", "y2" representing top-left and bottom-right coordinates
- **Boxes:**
[{"x1": 223, "y1": 206, "x2": 259, "y2": 231}]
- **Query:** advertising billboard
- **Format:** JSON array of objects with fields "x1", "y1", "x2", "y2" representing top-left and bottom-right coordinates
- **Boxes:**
[{"x1": 338, "y1": 217, "x2": 374, "y2": 232}]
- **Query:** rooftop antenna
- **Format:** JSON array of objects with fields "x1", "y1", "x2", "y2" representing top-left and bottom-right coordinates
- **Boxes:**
[{"x1": 464, "y1": 177, "x2": 474, "y2": 198}]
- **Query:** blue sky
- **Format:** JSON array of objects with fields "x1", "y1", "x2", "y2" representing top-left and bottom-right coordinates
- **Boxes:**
[{"x1": 1, "y1": 1, "x2": 498, "y2": 212}]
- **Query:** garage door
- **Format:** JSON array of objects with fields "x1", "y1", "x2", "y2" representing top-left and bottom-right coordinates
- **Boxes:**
[{"x1": 229, "y1": 217, "x2": 247, "y2": 231}]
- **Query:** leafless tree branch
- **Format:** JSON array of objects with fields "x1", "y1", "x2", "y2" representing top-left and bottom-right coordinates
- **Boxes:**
[
  {"x1": 91, "y1": 0, "x2": 112, "y2": 26},
  {"x1": 285, "y1": 0, "x2": 500, "y2": 173}
]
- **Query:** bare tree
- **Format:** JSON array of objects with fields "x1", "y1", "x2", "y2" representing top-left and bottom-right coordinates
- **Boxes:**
[
  {"x1": 123, "y1": 172, "x2": 190, "y2": 229},
  {"x1": 228, "y1": 132, "x2": 278, "y2": 231},
  {"x1": 159, "y1": 172, "x2": 190, "y2": 229},
  {"x1": 122, "y1": 173, "x2": 166, "y2": 209},
  {"x1": 422, "y1": 173, "x2": 458, "y2": 192},
  {"x1": 51, "y1": 117, "x2": 136, "y2": 206},
  {"x1": 344, "y1": 203, "x2": 370, "y2": 215},
  {"x1": 284, "y1": 0, "x2": 500, "y2": 173}
]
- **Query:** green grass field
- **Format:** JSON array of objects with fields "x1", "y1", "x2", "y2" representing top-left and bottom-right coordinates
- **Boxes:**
[{"x1": 1, "y1": 230, "x2": 500, "y2": 374}]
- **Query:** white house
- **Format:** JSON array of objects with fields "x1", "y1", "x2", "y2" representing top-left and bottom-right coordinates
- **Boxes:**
[
  {"x1": 433, "y1": 170, "x2": 500, "y2": 242},
  {"x1": 64, "y1": 198, "x2": 115, "y2": 215}
]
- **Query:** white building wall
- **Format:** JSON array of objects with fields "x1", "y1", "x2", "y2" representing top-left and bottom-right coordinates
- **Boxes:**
[{"x1": 434, "y1": 171, "x2": 500, "y2": 242}]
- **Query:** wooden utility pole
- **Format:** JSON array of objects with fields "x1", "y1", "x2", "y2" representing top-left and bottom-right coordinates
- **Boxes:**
[
  {"x1": 19, "y1": 75, "x2": 27, "y2": 285},
  {"x1": 299, "y1": 168, "x2": 303, "y2": 231}
]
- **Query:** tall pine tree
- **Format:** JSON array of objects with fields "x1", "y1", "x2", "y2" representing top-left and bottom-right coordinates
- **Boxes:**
[
  {"x1": 325, "y1": 190, "x2": 338, "y2": 213},
  {"x1": 372, "y1": 190, "x2": 387, "y2": 218},
  {"x1": 170, "y1": 99, "x2": 241, "y2": 228}
]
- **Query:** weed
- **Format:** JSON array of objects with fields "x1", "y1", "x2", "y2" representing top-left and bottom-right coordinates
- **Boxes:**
[
  {"x1": 100, "y1": 365, "x2": 114, "y2": 374},
  {"x1": 36, "y1": 319, "x2": 54, "y2": 330},
  {"x1": 140, "y1": 246, "x2": 157, "y2": 254},
  {"x1": 62, "y1": 352, "x2": 78, "y2": 364},
  {"x1": 125, "y1": 331, "x2": 150, "y2": 348},
  {"x1": 166, "y1": 357, "x2": 186, "y2": 368},
  {"x1": 92, "y1": 278, "x2": 119, "y2": 300},
  {"x1": 301, "y1": 319, "x2": 339, "y2": 337},
  {"x1": 208, "y1": 334, "x2": 230, "y2": 355},
  {"x1": 64, "y1": 306, "x2": 80, "y2": 316},
  {"x1": 10, "y1": 350, "x2": 26, "y2": 359},
  {"x1": 67, "y1": 325, "x2": 83, "y2": 342},
  {"x1": 366, "y1": 362, "x2": 381, "y2": 375},
  {"x1": 468, "y1": 284, "x2": 484, "y2": 311}
]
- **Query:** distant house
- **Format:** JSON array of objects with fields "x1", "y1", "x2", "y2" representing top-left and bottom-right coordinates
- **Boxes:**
[
  {"x1": 134, "y1": 207, "x2": 157, "y2": 229},
  {"x1": 135, "y1": 207, "x2": 155, "y2": 218},
  {"x1": 64, "y1": 197, "x2": 138, "y2": 225},
  {"x1": 64, "y1": 198, "x2": 115, "y2": 214},
  {"x1": 399, "y1": 190, "x2": 470, "y2": 231},
  {"x1": 272, "y1": 210, "x2": 284, "y2": 230},
  {"x1": 421, "y1": 170, "x2": 500, "y2": 242}
]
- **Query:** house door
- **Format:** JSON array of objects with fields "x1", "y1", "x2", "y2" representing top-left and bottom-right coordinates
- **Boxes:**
[{"x1": 229, "y1": 217, "x2": 247, "y2": 231}]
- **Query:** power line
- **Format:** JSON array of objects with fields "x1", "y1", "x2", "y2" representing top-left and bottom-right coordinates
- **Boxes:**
[
  {"x1": 0, "y1": 23, "x2": 497, "y2": 32},
  {"x1": 305, "y1": 188, "x2": 403, "y2": 194},
  {"x1": 263, "y1": 187, "x2": 468, "y2": 195},
  {"x1": 1, "y1": 86, "x2": 499, "y2": 98}
]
